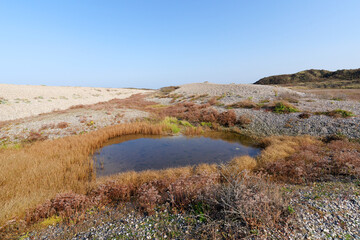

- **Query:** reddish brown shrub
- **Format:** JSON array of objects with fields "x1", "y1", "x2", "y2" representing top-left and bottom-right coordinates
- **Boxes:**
[
  {"x1": 238, "y1": 115, "x2": 252, "y2": 126},
  {"x1": 200, "y1": 108, "x2": 219, "y2": 123},
  {"x1": 263, "y1": 140, "x2": 360, "y2": 183},
  {"x1": 213, "y1": 172, "x2": 288, "y2": 230},
  {"x1": 25, "y1": 192, "x2": 90, "y2": 223},
  {"x1": 159, "y1": 102, "x2": 219, "y2": 124},
  {"x1": 208, "y1": 97, "x2": 217, "y2": 105},
  {"x1": 136, "y1": 182, "x2": 162, "y2": 214},
  {"x1": 160, "y1": 101, "x2": 244, "y2": 127},
  {"x1": 69, "y1": 104, "x2": 85, "y2": 109},
  {"x1": 91, "y1": 181, "x2": 133, "y2": 204},
  {"x1": 218, "y1": 110, "x2": 237, "y2": 127},
  {"x1": 168, "y1": 173, "x2": 219, "y2": 210},
  {"x1": 27, "y1": 131, "x2": 48, "y2": 142},
  {"x1": 298, "y1": 112, "x2": 311, "y2": 119},
  {"x1": 39, "y1": 124, "x2": 56, "y2": 131},
  {"x1": 56, "y1": 122, "x2": 69, "y2": 129},
  {"x1": 228, "y1": 100, "x2": 259, "y2": 109}
]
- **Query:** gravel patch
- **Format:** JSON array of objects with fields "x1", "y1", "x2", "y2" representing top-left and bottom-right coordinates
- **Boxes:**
[
  {"x1": 0, "y1": 108, "x2": 149, "y2": 144},
  {"x1": 24, "y1": 208, "x2": 204, "y2": 240},
  {"x1": 230, "y1": 108, "x2": 360, "y2": 139},
  {"x1": 153, "y1": 83, "x2": 360, "y2": 139},
  {"x1": 174, "y1": 83, "x2": 306, "y2": 101},
  {"x1": 284, "y1": 182, "x2": 360, "y2": 240}
]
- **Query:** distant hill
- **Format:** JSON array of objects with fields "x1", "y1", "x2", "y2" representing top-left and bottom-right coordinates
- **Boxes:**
[{"x1": 254, "y1": 69, "x2": 360, "y2": 88}]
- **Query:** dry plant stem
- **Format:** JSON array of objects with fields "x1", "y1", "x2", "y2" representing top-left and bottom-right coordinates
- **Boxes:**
[{"x1": 215, "y1": 167, "x2": 288, "y2": 231}]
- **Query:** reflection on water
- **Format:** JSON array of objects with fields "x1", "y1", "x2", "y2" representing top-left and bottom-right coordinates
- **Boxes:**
[{"x1": 93, "y1": 132, "x2": 261, "y2": 177}]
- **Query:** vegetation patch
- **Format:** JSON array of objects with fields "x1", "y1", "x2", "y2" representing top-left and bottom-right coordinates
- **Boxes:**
[
  {"x1": 0, "y1": 97, "x2": 8, "y2": 104},
  {"x1": 227, "y1": 100, "x2": 259, "y2": 109},
  {"x1": 298, "y1": 112, "x2": 311, "y2": 119},
  {"x1": 271, "y1": 101, "x2": 299, "y2": 114},
  {"x1": 316, "y1": 109, "x2": 355, "y2": 118},
  {"x1": 159, "y1": 102, "x2": 245, "y2": 127},
  {"x1": 39, "y1": 216, "x2": 62, "y2": 228},
  {"x1": 161, "y1": 117, "x2": 180, "y2": 133},
  {"x1": 262, "y1": 139, "x2": 360, "y2": 184},
  {"x1": 0, "y1": 122, "x2": 167, "y2": 228}
]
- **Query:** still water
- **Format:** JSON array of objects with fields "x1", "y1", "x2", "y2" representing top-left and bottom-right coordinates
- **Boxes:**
[{"x1": 93, "y1": 132, "x2": 261, "y2": 177}]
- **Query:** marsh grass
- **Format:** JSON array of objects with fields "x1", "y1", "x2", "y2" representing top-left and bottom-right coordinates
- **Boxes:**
[{"x1": 0, "y1": 122, "x2": 167, "y2": 226}]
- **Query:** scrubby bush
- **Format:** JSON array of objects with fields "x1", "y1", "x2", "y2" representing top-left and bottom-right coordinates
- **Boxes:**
[
  {"x1": 319, "y1": 109, "x2": 355, "y2": 118},
  {"x1": 56, "y1": 122, "x2": 69, "y2": 129},
  {"x1": 263, "y1": 139, "x2": 360, "y2": 183},
  {"x1": 271, "y1": 101, "x2": 299, "y2": 114},
  {"x1": 25, "y1": 192, "x2": 90, "y2": 223},
  {"x1": 228, "y1": 100, "x2": 259, "y2": 109},
  {"x1": 137, "y1": 182, "x2": 162, "y2": 214},
  {"x1": 238, "y1": 115, "x2": 252, "y2": 126},
  {"x1": 208, "y1": 97, "x2": 217, "y2": 105},
  {"x1": 218, "y1": 110, "x2": 237, "y2": 127},
  {"x1": 91, "y1": 181, "x2": 132, "y2": 203},
  {"x1": 160, "y1": 102, "x2": 244, "y2": 127},
  {"x1": 168, "y1": 173, "x2": 219, "y2": 210},
  {"x1": 277, "y1": 92, "x2": 301, "y2": 103},
  {"x1": 212, "y1": 171, "x2": 289, "y2": 232},
  {"x1": 27, "y1": 131, "x2": 48, "y2": 142},
  {"x1": 298, "y1": 112, "x2": 311, "y2": 119}
]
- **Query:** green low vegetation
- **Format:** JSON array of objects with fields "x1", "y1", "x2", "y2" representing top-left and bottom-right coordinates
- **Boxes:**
[
  {"x1": 316, "y1": 109, "x2": 355, "y2": 118},
  {"x1": 162, "y1": 117, "x2": 180, "y2": 133},
  {"x1": 272, "y1": 102, "x2": 299, "y2": 114},
  {"x1": 200, "y1": 122, "x2": 212, "y2": 127}
]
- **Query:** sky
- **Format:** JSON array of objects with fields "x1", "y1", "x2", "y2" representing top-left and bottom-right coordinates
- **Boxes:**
[{"x1": 0, "y1": 0, "x2": 360, "y2": 89}]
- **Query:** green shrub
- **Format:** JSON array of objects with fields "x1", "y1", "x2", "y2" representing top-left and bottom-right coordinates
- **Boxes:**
[
  {"x1": 162, "y1": 117, "x2": 180, "y2": 133},
  {"x1": 329, "y1": 109, "x2": 354, "y2": 118},
  {"x1": 179, "y1": 120, "x2": 194, "y2": 128},
  {"x1": 272, "y1": 102, "x2": 299, "y2": 114},
  {"x1": 200, "y1": 122, "x2": 212, "y2": 127},
  {"x1": 39, "y1": 215, "x2": 62, "y2": 227},
  {"x1": 316, "y1": 109, "x2": 355, "y2": 118}
]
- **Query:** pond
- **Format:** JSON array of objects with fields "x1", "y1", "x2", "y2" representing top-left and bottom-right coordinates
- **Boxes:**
[{"x1": 93, "y1": 132, "x2": 261, "y2": 177}]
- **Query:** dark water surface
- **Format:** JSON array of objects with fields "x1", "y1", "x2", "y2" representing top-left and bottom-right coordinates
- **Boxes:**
[{"x1": 93, "y1": 132, "x2": 261, "y2": 177}]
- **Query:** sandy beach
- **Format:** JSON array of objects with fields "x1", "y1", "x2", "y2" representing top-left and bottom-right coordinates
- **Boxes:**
[{"x1": 0, "y1": 84, "x2": 152, "y2": 121}]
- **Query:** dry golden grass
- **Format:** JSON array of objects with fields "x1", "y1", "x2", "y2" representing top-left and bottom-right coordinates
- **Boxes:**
[
  {"x1": 0, "y1": 122, "x2": 167, "y2": 226},
  {"x1": 183, "y1": 126, "x2": 204, "y2": 135},
  {"x1": 226, "y1": 156, "x2": 257, "y2": 175},
  {"x1": 97, "y1": 163, "x2": 219, "y2": 188},
  {"x1": 257, "y1": 135, "x2": 320, "y2": 166}
]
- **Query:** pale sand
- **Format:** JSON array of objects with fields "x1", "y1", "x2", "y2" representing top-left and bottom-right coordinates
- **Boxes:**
[{"x1": 0, "y1": 84, "x2": 152, "y2": 121}]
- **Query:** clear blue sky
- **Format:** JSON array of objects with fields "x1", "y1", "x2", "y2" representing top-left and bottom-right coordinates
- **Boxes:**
[{"x1": 1, "y1": 0, "x2": 360, "y2": 89}]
